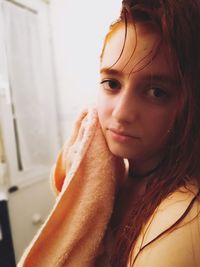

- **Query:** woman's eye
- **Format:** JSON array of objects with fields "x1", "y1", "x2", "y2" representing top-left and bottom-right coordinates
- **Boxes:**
[
  {"x1": 148, "y1": 88, "x2": 168, "y2": 98},
  {"x1": 100, "y1": 79, "x2": 121, "y2": 91}
]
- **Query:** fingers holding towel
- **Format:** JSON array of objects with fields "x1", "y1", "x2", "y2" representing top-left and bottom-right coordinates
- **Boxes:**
[{"x1": 18, "y1": 107, "x2": 125, "y2": 267}]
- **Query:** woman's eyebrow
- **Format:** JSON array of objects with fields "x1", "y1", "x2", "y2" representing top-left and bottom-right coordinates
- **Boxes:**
[
  {"x1": 143, "y1": 74, "x2": 180, "y2": 87},
  {"x1": 100, "y1": 68, "x2": 179, "y2": 87},
  {"x1": 100, "y1": 68, "x2": 124, "y2": 77}
]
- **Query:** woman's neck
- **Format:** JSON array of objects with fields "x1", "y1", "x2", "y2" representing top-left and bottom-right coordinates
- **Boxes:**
[{"x1": 128, "y1": 154, "x2": 163, "y2": 178}]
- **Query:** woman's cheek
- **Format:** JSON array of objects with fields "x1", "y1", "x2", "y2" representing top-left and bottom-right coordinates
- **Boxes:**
[
  {"x1": 97, "y1": 104, "x2": 106, "y2": 127},
  {"x1": 97, "y1": 99, "x2": 104, "y2": 124},
  {"x1": 97, "y1": 98, "x2": 111, "y2": 130}
]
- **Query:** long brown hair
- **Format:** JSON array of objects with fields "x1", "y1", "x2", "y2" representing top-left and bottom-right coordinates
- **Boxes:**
[{"x1": 100, "y1": 1, "x2": 200, "y2": 266}]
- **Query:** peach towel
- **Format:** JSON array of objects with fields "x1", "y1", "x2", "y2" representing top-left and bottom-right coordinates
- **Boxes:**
[{"x1": 18, "y1": 108, "x2": 125, "y2": 267}]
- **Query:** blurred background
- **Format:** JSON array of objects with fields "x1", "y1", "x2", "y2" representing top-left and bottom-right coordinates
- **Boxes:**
[{"x1": 0, "y1": 0, "x2": 121, "y2": 265}]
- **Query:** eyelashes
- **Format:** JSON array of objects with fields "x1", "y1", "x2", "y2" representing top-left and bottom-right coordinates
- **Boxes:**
[
  {"x1": 100, "y1": 79, "x2": 121, "y2": 91},
  {"x1": 147, "y1": 88, "x2": 169, "y2": 98},
  {"x1": 100, "y1": 78, "x2": 170, "y2": 100}
]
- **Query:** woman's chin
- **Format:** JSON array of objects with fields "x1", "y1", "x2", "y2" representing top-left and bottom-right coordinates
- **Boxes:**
[{"x1": 107, "y1": 143, "x2": 135, "y2": 160}]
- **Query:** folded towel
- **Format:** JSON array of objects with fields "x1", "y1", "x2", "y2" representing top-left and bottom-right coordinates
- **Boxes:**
[{"x1": 18, "y1": 108, "x2": 125, "y2": 267}]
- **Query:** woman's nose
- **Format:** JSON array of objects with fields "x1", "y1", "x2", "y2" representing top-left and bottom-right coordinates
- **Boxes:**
[{"x1": 112, "y1": 90, "x2": 139, "y2": 124}]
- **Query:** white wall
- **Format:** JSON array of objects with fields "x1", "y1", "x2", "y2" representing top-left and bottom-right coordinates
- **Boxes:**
[
  {"x1": 8, "y1": 178, "x2": 55, "y2": 261},
  {"x1": 6, "y1": 0, "x2": 122, "y2": 262},
  {"x1": 50, "y1": 0, "x2": 121, "y2": 142}
]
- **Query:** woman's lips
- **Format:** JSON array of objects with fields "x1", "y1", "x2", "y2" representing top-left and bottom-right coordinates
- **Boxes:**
[{"x1": 108, "y1": 128, "x2": 140, "y2": 142}]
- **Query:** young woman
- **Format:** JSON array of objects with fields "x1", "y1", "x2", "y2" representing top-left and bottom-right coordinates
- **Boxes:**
[
  {"x1": 97, "y1": 0, "x2": 200, "y2": 266},
  {"x1": 18, "y1": 1, "x2": 200, "y2": 266}
]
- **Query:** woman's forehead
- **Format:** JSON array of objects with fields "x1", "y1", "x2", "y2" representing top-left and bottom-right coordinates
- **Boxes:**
[
  {"x1": 100, "y1": 22, "x2": 177, "y2": 78},
  {"x1": 101, "y1": 23, "x2": 160, "y2": 67}
]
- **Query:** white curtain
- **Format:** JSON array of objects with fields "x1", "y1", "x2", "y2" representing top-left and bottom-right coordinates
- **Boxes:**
[{"x1": 2, "y1": 1, "x2": 56, "y2": 171}]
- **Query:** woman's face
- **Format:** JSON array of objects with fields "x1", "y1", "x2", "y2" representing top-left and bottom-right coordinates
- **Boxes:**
[{"x1": 98, "y1": 22, "x2": 181, "y2": 169}]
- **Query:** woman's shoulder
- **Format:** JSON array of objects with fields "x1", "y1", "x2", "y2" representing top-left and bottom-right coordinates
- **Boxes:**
[
  {"x1": 159, "y1": 179, "x2": 199, "y2": 219},
  {"x1": 144, "y1": 179, "x2": 200, "y2": 243},
  {"x1": 129, "y1": 180, "x2": 200, "y2": 267}
]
